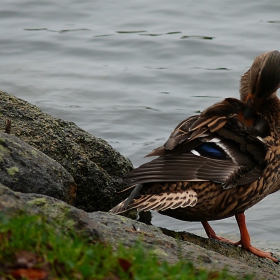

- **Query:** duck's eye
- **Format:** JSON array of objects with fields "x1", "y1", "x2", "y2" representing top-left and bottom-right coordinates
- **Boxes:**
[{"x1": 191, "y1": 143, "x2": 228, "y2": 160}]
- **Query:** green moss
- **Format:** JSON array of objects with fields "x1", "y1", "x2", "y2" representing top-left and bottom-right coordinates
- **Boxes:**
[
  {"x1": 0, "y1": 144, "x2": 9, "y2": 154},
  {"x1": 152, "y1": 248, "x2": 169, "y2": 257},
  {"x1": 26, "y1": 198, "x2": 76, "y2": 229},
  {"x1": 30, "y1": 148, "x2": 38, "y2": 156},
  {"x1": 6, "y1": 166, "x2": 19, "y2": 176},
  {"x1": 26, "y1": 197, "x2": 48, "y2": 207}
]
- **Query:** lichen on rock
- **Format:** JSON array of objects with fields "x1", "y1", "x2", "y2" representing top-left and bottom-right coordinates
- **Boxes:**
[{"x1": 0, "y1": 132, "x2": 76, "y2": 204}]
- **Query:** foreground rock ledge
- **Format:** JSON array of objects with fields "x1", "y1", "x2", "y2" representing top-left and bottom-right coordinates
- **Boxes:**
[{"x1": 0, "y1": 183, "x2": 279, "y2": 280}]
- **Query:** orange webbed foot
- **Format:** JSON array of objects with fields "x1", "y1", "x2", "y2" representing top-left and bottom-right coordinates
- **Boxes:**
[
  {"x1": 235, "y1": 213, "x2": 279, "y2": 263},
  {"x1": 202, "y1": 217, "x2": 279, "y2": 263},
  {"x1": 201, "y1": 221, "x2": 236, "y2": 245},
  {"x1": 241, "y1": 244, "x2": 279, "y2": 263}
]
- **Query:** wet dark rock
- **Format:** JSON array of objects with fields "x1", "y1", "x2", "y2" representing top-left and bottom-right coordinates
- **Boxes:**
[
  {"x1": 1, "y1": 183, "x2": 280, "y2": 280},
  {"x1": 0, "y1": 91, "x2": 133, "y2": 212},
  {"x1": 0, "y1": 132, "x2": 76, "y2": 204}
]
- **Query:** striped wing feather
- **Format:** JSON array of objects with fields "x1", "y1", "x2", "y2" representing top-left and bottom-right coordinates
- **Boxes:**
[{"x1": 110, "y1": 185, "x2": 198, "y2": 213}]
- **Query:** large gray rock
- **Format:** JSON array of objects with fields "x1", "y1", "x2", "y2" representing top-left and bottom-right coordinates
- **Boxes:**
[
  {"x1": 0, "y1": 183, "x2": 280, "y2": 280},
  {"x1": 0, "y1": 91, "x2": 133, "y2": 212},
  {"x1": 0, "y1": 132, "x2": 76, "y2": 204}
]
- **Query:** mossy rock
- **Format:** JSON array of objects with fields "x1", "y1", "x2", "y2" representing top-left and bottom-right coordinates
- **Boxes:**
[
  {"x1": 0, "y1": 132, "x2": 76, "y2": 204},
  {"x1": 0, "y1": 91, "x2": 133, "y2": 212}
]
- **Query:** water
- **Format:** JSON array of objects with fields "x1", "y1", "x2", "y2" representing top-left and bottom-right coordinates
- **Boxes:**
[{"x1": 1, "y1": 0, "x2": 280, "y2": 251}]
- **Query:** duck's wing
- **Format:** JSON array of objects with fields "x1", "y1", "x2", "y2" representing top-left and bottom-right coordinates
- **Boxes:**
[{"x1": 125, "y1": 98, "x2": 268, "y2": 189}]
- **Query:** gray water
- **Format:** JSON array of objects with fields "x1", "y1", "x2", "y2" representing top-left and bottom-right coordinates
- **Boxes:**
[{"x1": 1, "y1": 0, "x2": 280, "y2": 252}]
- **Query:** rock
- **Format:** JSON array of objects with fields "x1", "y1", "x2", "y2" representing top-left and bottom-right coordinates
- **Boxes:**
[
  {"x1": 0, "y1": 132, "x2": 76, "y2": 204},
  {"x1": 0, "y1": 182, "x2": 280, "y2": 280},
  {"x1": 0, "y1": 91, "x2": 133, "y2": 212}
]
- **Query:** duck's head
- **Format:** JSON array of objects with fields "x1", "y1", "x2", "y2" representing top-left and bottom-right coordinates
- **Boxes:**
[{"x1": 240, "y1": 50, "x2": 280, "y2": 107}]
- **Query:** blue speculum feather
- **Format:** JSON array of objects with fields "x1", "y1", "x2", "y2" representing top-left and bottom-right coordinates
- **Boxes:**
[{"x1": 194, "y1": 143, "x2": 228, "y2": 159}]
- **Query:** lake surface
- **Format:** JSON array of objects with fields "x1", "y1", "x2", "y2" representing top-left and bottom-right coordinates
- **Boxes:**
[{"x1": 1, "y1": 0, "x2": 280, "y2": 252}]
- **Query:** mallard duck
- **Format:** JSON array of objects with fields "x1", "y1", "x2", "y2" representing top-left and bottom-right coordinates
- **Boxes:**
[{"x1": 110, "y1": 50, "x2": 280, "y2": 263}]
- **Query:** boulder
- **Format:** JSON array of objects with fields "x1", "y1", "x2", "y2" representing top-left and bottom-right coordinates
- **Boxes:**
[
  {"x1": 0, "y1": 91, "x2": 133, "y2": 212},
  {"x1": 0, "y1": 132, "x2": 76, "y2": 204}
]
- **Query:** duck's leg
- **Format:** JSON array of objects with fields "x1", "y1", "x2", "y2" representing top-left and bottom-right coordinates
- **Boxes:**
[
  {"x1": 235, "y1": 212, "x2": 279, "y2": 263},
  {"x1": 201, "y1": 221, "x2": 236, "y2": 244}
]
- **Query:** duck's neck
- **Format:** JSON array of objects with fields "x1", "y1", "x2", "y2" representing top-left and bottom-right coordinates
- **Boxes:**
[{"x1": 260, "y1": 92, "x2": 280, "y2": 136}]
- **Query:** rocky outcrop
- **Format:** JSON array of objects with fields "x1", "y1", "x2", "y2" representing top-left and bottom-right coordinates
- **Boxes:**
[
  {"x1": 0, "y1": 91, "x2": 133, "y2": 212},
  {"x1": 0, "y1": 183, "x2": 279, "y2": 280},
  {"x1": 0, "y1": 132, "x2": 76, "y2": 204}
]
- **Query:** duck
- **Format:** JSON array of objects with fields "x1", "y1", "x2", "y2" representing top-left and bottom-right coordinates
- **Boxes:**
[{"x1": 110, "y1": 50, "x2": 280, "y2": 263}]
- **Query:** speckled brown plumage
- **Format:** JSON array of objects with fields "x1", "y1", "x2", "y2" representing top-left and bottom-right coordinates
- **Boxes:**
[{"x1": 110, "y1": 50, "x2": 280, "y2": 262}]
